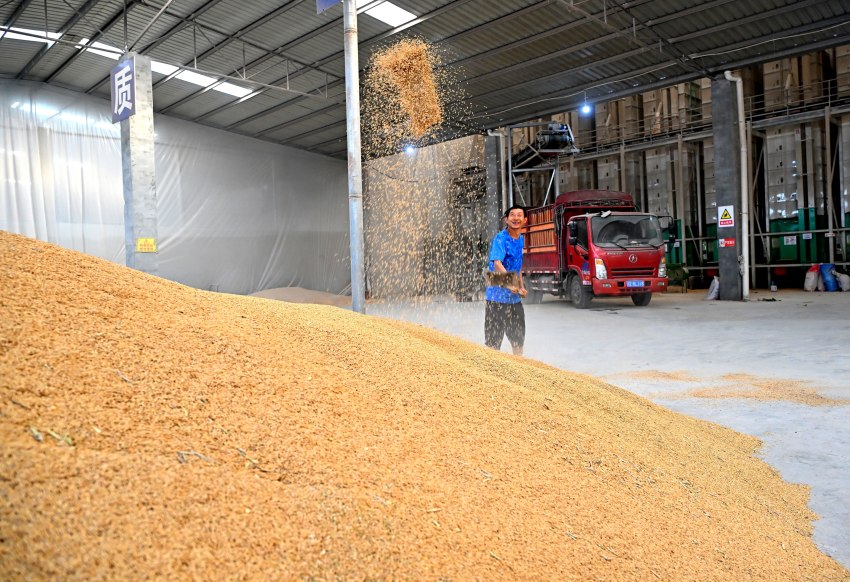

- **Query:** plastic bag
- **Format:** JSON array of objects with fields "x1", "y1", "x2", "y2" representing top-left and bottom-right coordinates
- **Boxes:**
[
  {"x1": 838, "y1": 273, "x2": 850, "y2": 292},
  {"x1": 803, "y1": 264, "x2": 819, "y2": 292},
  {"x1": 820, "y1": 264, "x2": 838, "y2": 292},
  {"x1": 705, "y1": 276, "x2": 720, "y2": 300}
]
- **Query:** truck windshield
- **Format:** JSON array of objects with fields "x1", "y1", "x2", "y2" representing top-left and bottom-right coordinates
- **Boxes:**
[{"x1": 591, "y1": 215, "x2": 664, "y2": 248}]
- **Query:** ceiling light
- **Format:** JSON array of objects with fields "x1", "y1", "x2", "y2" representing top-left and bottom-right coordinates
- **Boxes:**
[
  {"x1": 362, "y1": 1, "x2": 416, "y2": 27},
  {"x1": 151, "y1": 61, "x2": 178, "y2": 75},
  {"x1": 581, "y1": 104, "x2": 592, "y2": 115},
  {"x1": 175, "y1": 70, "x2": 217, "y2": 87},
  {"x1": 216, "y1": 82, "x2": 253, "y2": 98},
  {"x1": 78, "y1": 38, "x2": 120, "y2": 60},
  {"x1": 1, "y1": 26, "x2": 61, "y2": 46}
]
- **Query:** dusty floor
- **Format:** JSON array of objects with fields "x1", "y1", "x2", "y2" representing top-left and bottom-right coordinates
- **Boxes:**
[
  {"x1": 2, "y1": 231, "x2": 849, "y2": 580},
  {"x1": 367, "y1": 288, "x2": 850, "y2": 570}
]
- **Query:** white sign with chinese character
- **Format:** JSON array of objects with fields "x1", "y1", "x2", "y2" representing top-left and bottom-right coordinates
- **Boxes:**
[{"x1": 111, "y1": 58, "x2": 136, "y2": 123}]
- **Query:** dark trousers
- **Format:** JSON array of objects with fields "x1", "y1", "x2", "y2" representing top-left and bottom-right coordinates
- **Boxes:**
[{"x1": 485, "y1": 301, "x2": 525, "y2": 350}]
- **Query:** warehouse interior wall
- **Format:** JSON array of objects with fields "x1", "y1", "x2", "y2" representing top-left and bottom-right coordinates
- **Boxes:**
[{"x1": 0, "y1": 80, "x2": 349, "y2": 296}]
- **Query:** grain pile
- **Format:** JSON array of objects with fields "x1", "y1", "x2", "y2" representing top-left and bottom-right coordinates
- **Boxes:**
[{"x1": 1, "y1": 230, "x2": 848, "y2": 581}]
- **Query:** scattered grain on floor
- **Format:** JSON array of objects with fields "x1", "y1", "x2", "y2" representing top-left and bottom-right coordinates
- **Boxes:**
[{"x1": 1, "y1": 231, "x2": 848, "y2": 581}]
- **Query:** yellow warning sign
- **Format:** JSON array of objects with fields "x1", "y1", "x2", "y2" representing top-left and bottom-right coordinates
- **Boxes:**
[
  {"x1": 135, "y1": 238, "x2": 157, "y2": 253},
  {"x1": 718, "y1": 205, "x2": 734, "y2": 227}
]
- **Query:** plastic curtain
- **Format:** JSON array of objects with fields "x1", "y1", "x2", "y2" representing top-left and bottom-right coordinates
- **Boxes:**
[{"x1": 1, "y1": 80, "x2": 350, "y2": 296}]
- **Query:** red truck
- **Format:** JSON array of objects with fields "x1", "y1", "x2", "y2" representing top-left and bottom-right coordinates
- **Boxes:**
[{"x1": 521, "y1": 190, "x2": 668, "y2": 308}]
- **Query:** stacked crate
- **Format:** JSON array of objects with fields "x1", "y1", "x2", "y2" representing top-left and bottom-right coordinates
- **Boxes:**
[
  {"x1": 558, "y1": 160, "x2": 580, "y2": 192},
  {"x1": 703, "y1": 139, "x2": 716, "y2": 224},
  {"x1": 673, "y1": 82, "x2": 701, "y2": 130},
  {"x1": 802, "y1": 121, "x2": 827, "y2": 216},
  {"x1": 836, "y1": 45, "x2": 850, "y2": 97},
  {"x1": 619, "y1": 94, "x2": 642, "y2": 140},
  {"x1": 597, "y1": 156, "x2": 619, "y2": 191},
  {"x1": 763, "y1": 58, "x2": 802, "y2": 111},
  {"x1": 765, "y1": 127, "x2": 800, "y2": 220},
  {"x1": 699, "y1": 77, "x2": 712, "y2": 122},
  {"x1": 801, "y1": 52, "x2": 826, "y2": 102},
  {"x1": 645, "y1": 147, "x2": 675, "y2": 216},
  {"x1": 643, "y1": 89, "x2": 674, "y2": 135},
  {"x1": 702, "y1": 139, "x2": 718, "y2": 263},
  {"x1": 595, "y1": 101, "x2": 619, "y2": 145},
  {"x1": 765, "y1": 126, "x2": 801, "y2": 261}
]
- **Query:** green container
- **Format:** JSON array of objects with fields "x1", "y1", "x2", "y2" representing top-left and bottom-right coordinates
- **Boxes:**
[
  {"x1": 770, "y1": 218, "x2": 800, "y2": 262},
  {"x1": 664, "y1": 219, "x2": 683, "y2": 265}
]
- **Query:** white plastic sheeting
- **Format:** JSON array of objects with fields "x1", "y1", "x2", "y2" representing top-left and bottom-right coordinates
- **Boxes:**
[{"x1": 1, "y1": 80, "x2": 350, "y2": 296}]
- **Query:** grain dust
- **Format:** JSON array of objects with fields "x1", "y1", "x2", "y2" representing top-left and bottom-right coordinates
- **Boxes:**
[
  {"x1": 1, "y1": 230, "x2": 848, "y2": 581},
  {"x1": 371, "y1": 38, "x2": 442, "y2": 139},
  {"x1": 361, "y1": 39, "x2": 484, "y2": 300}
]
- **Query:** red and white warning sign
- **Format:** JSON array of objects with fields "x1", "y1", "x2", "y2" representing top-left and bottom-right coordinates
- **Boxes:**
[
  {"x1": 719, "y1": 237, "x2": 736, "y2": 248},
  {"x1": 718, "y1": 205, "x2": 734, "y2": 227}
]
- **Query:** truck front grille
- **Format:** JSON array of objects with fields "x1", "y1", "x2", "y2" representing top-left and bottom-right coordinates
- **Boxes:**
[{"x1": 611, "y1": 267, "x2": 654, "y2": 278}]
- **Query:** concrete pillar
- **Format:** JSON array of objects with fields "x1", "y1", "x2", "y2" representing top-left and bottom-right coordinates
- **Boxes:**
[
  {"x1": 711, "y1": 75, "x2": 742, "y2": 300},
  {"x1": 117, "y1": 53, "x2": 158, "y2": 275}
]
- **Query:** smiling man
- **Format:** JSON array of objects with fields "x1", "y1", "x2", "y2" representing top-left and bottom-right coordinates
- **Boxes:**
[{"x1": 484, "y1": 205, "x2": 528, "y2": 355}]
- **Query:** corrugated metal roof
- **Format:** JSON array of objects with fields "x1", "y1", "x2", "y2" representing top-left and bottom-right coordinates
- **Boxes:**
[{"x1": 2, "y1": 0, "x2": 850, "y2": 158}]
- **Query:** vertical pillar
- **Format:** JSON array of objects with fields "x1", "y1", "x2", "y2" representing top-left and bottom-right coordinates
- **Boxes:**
[
  {"x1": 711, "y1": 75, "x2": 743, "y2": 300},
  {"x1": 343, "y1": 0, "x2": 365, "y2": 314},
  {"x1": 117, "y1": 53, "x2": 158, "y2": 274}
]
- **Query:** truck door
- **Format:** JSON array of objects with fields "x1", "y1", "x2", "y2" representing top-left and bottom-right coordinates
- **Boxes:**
[{"x1": 569, "y1": 217, "x2": 589, "y2": 274}]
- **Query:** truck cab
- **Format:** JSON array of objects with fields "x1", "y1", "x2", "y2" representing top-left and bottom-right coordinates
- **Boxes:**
[{"x1": 565, "y1": 211, "x2": 668, "y2": 307}]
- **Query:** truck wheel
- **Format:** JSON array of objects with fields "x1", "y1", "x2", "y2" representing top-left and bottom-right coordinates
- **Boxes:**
[
  {"x1": 631, "y1": 292, "x2": 652, "y2": 306},
  {"x1": 523, "y1": 275, "x2": 543, "y2": 304},
  {"x1": 569, "y1": 275, "x2": 592, "y2": 309}
]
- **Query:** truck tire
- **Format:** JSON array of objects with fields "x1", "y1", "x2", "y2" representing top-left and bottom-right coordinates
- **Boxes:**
[
  {"x1": 523, "y1": 275, "x2": 543, "y2": 304},
  {"x1": 631, "y1": 292, "x2": 652, "y2": 306},
  {"x1": 569, "y1": 275, "x2": 592, "y2": 309}
]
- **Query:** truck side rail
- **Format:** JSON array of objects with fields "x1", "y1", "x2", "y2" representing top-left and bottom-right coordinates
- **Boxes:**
[{"x1": 525, "y1": 206, "x2": 556, "y2": 254}]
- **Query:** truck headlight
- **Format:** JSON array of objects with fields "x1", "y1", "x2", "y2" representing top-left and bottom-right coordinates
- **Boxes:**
[
  {"x1": 658, "y1": 258, "x2": 667, "y2": 278},
  {"x1": 594, "y1": 258, "x2": 607, "y2": 279}
]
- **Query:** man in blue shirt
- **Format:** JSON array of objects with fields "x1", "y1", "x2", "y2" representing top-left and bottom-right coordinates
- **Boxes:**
[{"x1": 485, "y1": 205, "x2": 528, "y2": 355}]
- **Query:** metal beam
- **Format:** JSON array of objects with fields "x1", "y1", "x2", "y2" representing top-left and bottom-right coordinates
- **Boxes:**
[
  {"x1": 278, "y1": 118, "x2": 347, "y2": 145},
  {"x1": 45, "y1": 1, "x2": 143, "y2": 84},
  {"x1": 1, "y1": 0, "x2": 37, "y2": 43},
  {"x1": 17, "y1": 0, "x2": 103, "y2": 80},
  {"x1": 254, "y1": 103, "x2": 342, "y2": 137},
  {"x1": 154, "y1": 0, "x2": 314, "y2": 111},
  {"x1": 189, "y1": 0, "x2": 474, "y2": 130}
]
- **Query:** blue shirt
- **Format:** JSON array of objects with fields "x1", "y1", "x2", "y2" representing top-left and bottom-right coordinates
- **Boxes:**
[{"x1": 485, "y1": 228, "x2": 524, "y2": 304}]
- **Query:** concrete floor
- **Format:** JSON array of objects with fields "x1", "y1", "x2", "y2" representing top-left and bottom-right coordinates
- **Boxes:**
[{"x1": 367, "y1": 288, "x2": 850, "y2": 569}]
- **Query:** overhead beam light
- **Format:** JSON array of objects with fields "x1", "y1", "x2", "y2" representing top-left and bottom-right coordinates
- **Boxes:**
[
  {"x1": 78, "y1": 38, "x2": 121, "y2": 60},
  {"x1": 361, "y1": 1, "x2": 416, "y2": 27},
  {"x1": 1, "y1": 26, "x2": 61, "y2": 46},
  {"x1": 76, "y1": 39, "x2": 254, "y2": 101}
]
